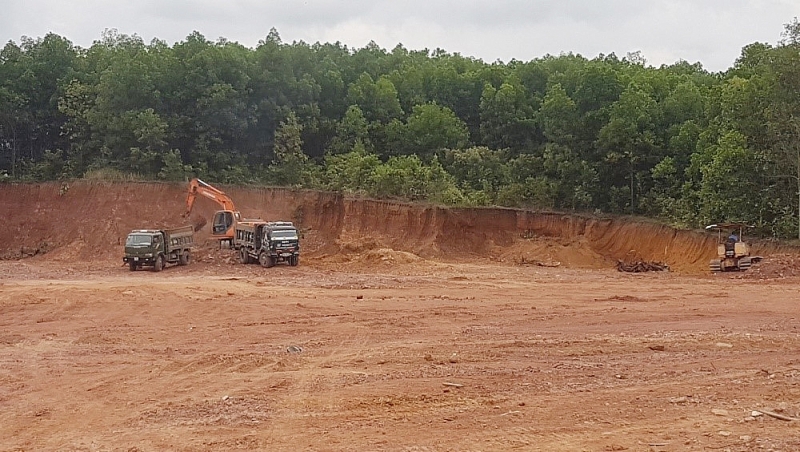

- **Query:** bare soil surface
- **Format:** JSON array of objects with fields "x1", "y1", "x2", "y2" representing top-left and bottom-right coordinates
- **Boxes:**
[
  {"x1": 3, "y1": 254, "x2": 800, "y2": 452},
  {"x1": 3, "y1": 182, "x2": 800, "y2": 451}
]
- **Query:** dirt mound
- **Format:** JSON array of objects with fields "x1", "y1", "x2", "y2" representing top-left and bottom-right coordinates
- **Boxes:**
[
  {"x1": 739, "y1": 254, "x2": 800, "y2": 279},
  {"x1": 328, "y1": 248, "x2": 425, "y2": 271},
  {"x1": 494, "y1": 235, "x2": 611, "y2": 268},
  {"x1": 2, "y1": 181, "x2": 799, "y2": 273}
]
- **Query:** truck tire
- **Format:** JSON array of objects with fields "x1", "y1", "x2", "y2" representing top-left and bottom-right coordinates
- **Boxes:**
[
  {"x1": 259, "y1": 251, "x2": 274, "y2": 268},
  {"x1": 129, "y1": 261, "x2": 137, "y2": 271},
  {"x1": 153, "y1": 255, "x2": 164, "y2": 272},
  {"x1": 239, "y1": 248, "x2": 249, "y2": 264},
  {"x1": 179, "y1": 250, "x2": 190, "y2": 266},
  {"x1": 290, "y1": 255, "x2": 299, "y2": 267}
]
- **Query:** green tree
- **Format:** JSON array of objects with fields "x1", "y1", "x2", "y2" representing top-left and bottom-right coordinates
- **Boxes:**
[
  {"x1": 369, "y1": 154, "x2": 461, "y2": 202},
  {"x1": 694, "y1": 130, "x2": 765, "y2": 226},
  {"x1": 323, "y1": 142, "x2": 381, "y2": 193},
  {"x1": 269, "y1": 112, "x2": 313, "y2": 186},
  {"x1": 540, "y1": 144, "x2": 598, "y2": 209},
  {"x1": 597, "y1": 85, "x2": 660, "y2": 212},
  {"x1": 538, "y1": 83, "x2": 579, "y2": 146},
  {"x1": 442, "y1": 146, "x2": 509, "y2": 203},
  {"x1": 479, "y1": 78, "x2": 537, "y2": 151},
  {"x1": 765, "y1": 19, "x2": 800, "y2": 238},
  {"x1": 158, "y1": 149, "x2": 192, "y2": 181},
  {"x1": 387, "y1": 102, "x2": 469, "y2": 158},
  {"x1": 346, "y1": 73, "x2": 403, "y2": 123},
  {"x1": 328, "y1": 105, "x2": 372, "y2": 154}
]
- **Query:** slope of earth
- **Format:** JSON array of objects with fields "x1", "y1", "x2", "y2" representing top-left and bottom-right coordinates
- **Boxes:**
[
  {"x1": 2, "y1": 181, "x2": 797, "y2": 273},
  {"x1": 2, "y1": 260, "x2": 800, "y2": 451}
]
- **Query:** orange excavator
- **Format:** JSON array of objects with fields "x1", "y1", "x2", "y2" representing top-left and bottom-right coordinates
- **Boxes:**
[{"x1": 185, "y1": 178, "x2": 248, "y2": 247}]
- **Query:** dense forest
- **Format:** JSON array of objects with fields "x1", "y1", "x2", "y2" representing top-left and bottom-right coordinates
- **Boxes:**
[{"x1": 2, "y1": 21, "x2": 800, "y2": 238}]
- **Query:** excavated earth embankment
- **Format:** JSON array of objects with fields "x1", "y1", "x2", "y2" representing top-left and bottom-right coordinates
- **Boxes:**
[{"x1": 1, "y1": 181, "x2": 797, "y2": 273}]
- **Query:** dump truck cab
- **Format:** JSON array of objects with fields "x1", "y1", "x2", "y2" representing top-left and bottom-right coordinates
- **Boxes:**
[{"x1": 124, "y1": 230, "x2": 163, "y2": 265}]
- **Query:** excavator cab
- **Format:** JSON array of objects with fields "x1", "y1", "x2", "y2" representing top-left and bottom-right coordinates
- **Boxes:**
[
  {"x1": 705, "y1": 223, "x2": 757, "y2": 272},
  {"x1": 212, "y1": 211, "x2": 240, "y2": 236},
  {"x1": 211, "y1": 210, "x2": 243, "y2": 248}
]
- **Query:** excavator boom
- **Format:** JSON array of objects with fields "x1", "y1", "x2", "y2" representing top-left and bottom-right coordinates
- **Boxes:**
[
  {"x1": 185, "y1": 178, "x2": 244, "y2": 246},
  {"x1": 185, "y1": 178, "x2": 237, "y2": 217}
]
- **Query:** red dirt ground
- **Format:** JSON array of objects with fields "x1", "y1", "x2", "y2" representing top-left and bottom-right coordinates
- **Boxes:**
[{"x1": 2, "y1": 182, "x2": 800, "y2": 451}]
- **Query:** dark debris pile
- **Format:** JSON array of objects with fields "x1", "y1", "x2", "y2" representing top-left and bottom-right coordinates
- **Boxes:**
[{"x1": 616, "y1": 260, "x2": 670, "y2": 273}]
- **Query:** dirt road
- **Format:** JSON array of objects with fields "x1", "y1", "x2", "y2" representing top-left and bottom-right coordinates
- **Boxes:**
[{"x1": 2, "y1": 256, "x2": 800, "y2": 451}]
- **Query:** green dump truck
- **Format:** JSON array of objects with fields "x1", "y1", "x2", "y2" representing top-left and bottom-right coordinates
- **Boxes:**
[
  {"x1": 123, "y1": 226, "x2": 194, "y2": 272},
  {"x1": 234, "y1": 221, "x2": 300, "y2": 268}
]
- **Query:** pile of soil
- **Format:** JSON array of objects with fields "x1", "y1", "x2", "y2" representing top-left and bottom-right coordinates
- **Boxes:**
[
  {"x1": 495, "y1": 235, "x2": 611, "y2": 269},
  {"x1": 740, "y1": 254, "x2": 800, "y2": 279}
]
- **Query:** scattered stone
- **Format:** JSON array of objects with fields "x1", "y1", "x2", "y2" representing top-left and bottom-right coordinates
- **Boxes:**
[
  {"x1": 649, "y1": 345, "x2": 665, "y2": 351},
  {"x1": 356, "y1": 295, "x2": 364, "y2": 300},
  {"x1": 669, "y1": 396, "x2": 688, "y2": 404},
  {"x1": 286, "y1": 345, "x2": 303, "y2": 354},
  {"x1": 222, "y1": 395, "x2": 230, "y2": 401},
  {"x1": 715, "y1": 342, "x2": 733, "y2": 348},
  {"x1": 712, "y1": 409, "x2": 729, "y2": 416},
  {"x1": 718, "y1": 431, "x2": 731, "y2": 437},
  {"x1": 519, "y1": 257, "x2": 561, "y2": 267},
  {"x1": 751, "y1": 411, "x2": 763, "y2": 417},
  {"x1": 740, "y1": 435, "x2": 752, "y2": 441}
]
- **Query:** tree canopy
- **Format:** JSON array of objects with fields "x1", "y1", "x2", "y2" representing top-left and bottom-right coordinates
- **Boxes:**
[{"x1": 3, "y1": 21, "x2": 800, "y2": 238}]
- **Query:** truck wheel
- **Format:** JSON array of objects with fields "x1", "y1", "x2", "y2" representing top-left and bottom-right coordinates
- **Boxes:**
[
  {"x1": 153, "y1": 255, "x2": 164, "y2": 272},
  {"x1": 129, "y1": 262, "x2": 137, "y2": 271},
  {"x1": 239, "y1": 248, "x2": 249, "y2": 264},
  {"x1": 259, "y1": 252, "x2": 274, "y2": 268},
  {"x1": 290, "y1": 255, "x2": 299, "y2": 267},
  {"x1": 179, "y1": 250, "x2": 190, "y2": 266}
]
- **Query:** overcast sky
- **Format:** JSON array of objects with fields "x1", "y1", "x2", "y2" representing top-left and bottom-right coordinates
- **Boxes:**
[{"x1": 2, "y1": 0, "x2": 799, "y2": 72}]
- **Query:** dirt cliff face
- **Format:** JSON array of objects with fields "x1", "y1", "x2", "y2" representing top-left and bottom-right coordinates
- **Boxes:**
[{"x1": 1, "y1": 181, "x2": 794, "y2": 272}]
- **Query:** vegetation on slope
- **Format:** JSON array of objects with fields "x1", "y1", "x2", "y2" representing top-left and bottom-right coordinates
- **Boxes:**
[{"x1": 2, "y1": 20, "x2": 800, "y2": 238}]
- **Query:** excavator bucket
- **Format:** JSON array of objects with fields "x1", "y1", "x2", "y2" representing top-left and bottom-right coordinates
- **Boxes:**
[{"x1": 190, "y1": 215, "x2": 207, "y2": 232}]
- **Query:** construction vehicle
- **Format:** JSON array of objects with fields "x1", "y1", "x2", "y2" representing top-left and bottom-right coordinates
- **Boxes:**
[
  {"x1": 234, "y1": 221, "x2": 300, "y2": 268},
  {"x1": 705, "y1": 223, "x2": 761, "y2": 272},
  {"x1": 123, "y1": 226, "x2": 194, "y2": 272},
  {"x1": 185, "y1": 178, "x2": 257, "y2": 247}
]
